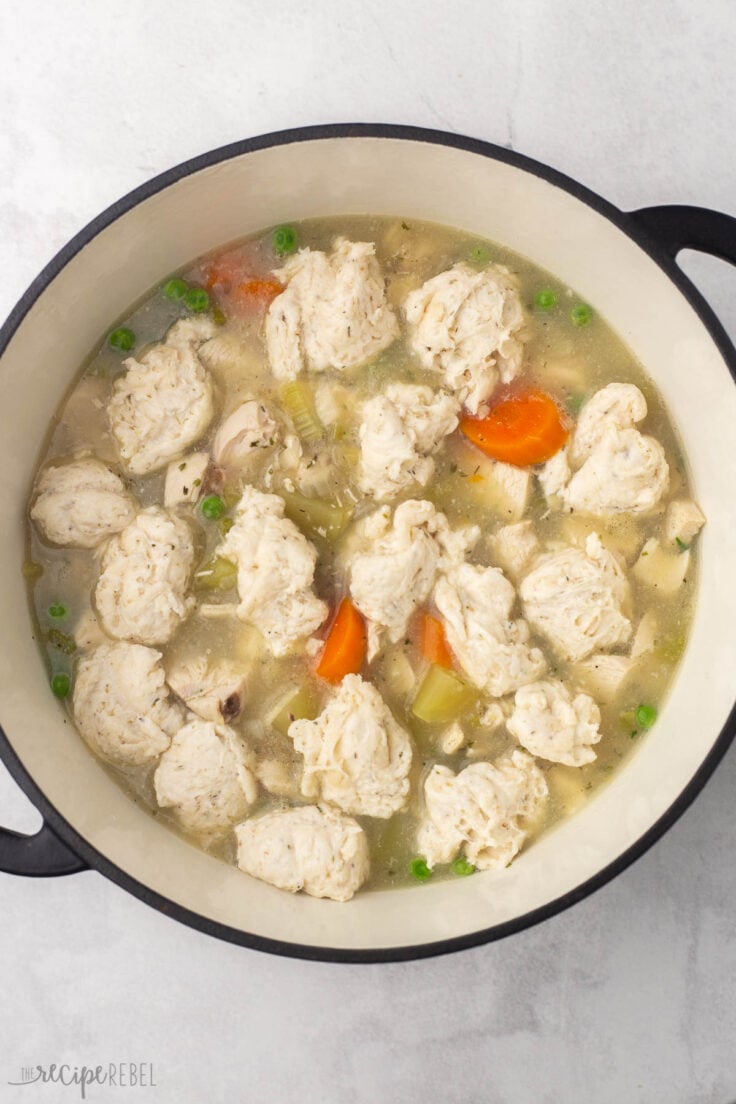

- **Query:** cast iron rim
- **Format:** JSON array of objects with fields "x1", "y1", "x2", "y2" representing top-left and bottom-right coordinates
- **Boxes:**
[{"x1": 1, "y1": 122, "x2": 735, "y2": 964}]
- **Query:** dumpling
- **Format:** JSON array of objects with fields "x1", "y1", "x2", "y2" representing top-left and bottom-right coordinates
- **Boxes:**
[
  {"x1": 265, "y1": 238, "x2": 399, "y2": 379},
  {"x1": 153, "y1": 720, "x2": 258, "y2": 835},
  {"x1": 289, "y1": 674, "x2": 412, "y2": 818},
  {"x1": 217, "y1": 485, "x2": 327, "y2": 656},
  {"x1": 30, "y1": 457, "x2": 137, "y2": 548},
  {"x1": 72, "y1": 642, "x2": 184, "y2": 766},
  {"x1": 235, "y1": 805, "x2": 370, "y2": 902},
  {"x1": 404, "y1": 262, "x2": 525, "y2": 413},
  {"x1": 109, "y1": 317, "x2": 215, "y2": 475},
  {"x1": 417, "y1": 751, "x2": 548, "y2": 870},
  {"x1": 507, "y1": 679, "x2": 601, "y2": 767},
  {"x1": 95, "y1": 507, "x2": 195, "y2": 646}
]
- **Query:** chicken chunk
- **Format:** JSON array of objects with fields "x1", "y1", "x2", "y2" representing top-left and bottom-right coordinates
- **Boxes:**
[
  {"x1": 507, "y1": 679, "x2": 601, "y2": 766},
  {"x1": 417, "y1": 751, "x2": 548, "y2": 870},
  {"x1": 289, "y1": 674, "x2": 412, "y2": 818},
  {"x1": 217, "y1": 485, "x2": 327, "y2": 656},
  {"x1": 166, "y1": 655, "x2": 246, "y2": 723},
  {"x1": 358, "y1": 383, "x2": 459, "y2": 500},
  {"x1": 72, "y1": 642, "x2": 184, "y2": 767},
  {"x1": 212, "y1": 400, "x2": 278, "y2": 466},
  {"x1": 663, "y1": 498, "x2": 705, "y2": 548},
  {"x1": 264, "y1": 238, "x2": 399, "y2": 380},
  {"x1": 434, "y1": 563, "x2": 546, "y2": 696},
  {"x1": 572, "y1": 652, "x2": 632, "y2": 703},
  {"x1": 235, "y1": 805, "x2": 370, "y2": 902},
  {"x1": 95, "y1": 507, "x2": 196, "y2": 645},
  {"x1": 403, "y1": 262, "x2": 525, "y2": 413},
  {"x1": 520, "y1": 533, "x2": 632, "y2": 662},
  {"x1": 347, "y1": 499, "x2": 479, "y2": 659},
  {"x1": 153, "y1": 720, "x2": 257, "y2": 835},
  {"x1": 108, "y1": 317, "x2": 216, "y2": 475},
  {"x1": 30, "y1": 457, "x2": 137, "y2": 548},
  {"x1": 488, "y1": 521, "x2": 540, "y2": 582},
  {"x1": 163, "y1": 452, "x2": 209, "y2": 508},
  {"x1": 633, "y1": 537, "x2": 691, "y2": 595}
]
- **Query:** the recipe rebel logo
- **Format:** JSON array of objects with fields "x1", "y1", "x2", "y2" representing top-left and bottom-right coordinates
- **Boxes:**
[{"x1": 7, "y1": 1062, "x2": 157, "y2": 1098}]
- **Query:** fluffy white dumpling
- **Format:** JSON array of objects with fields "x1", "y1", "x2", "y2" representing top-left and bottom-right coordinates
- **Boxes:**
[
  {"x1": 235, "y1": 805, "x2": 370, "y2": 902},
  {"x1": 265, "y1": 238, "x2": 399, "y2": 379},
  {"x1": 358, "y1": 383, "x2": 459, "y2": 500},
  {"x1": 404, "y1": 262, "x2": 525, "y2": 413},
  {"x1": 109, "y1": 317, "x2": 216, "y2": 475},
  {"x1": 217, "y1": 485, "x2": 327, "y2": 656},
  {"x1": 289, "y1": 674, "x2": 412, "y2": 818},
  {"x1": 520, "y1": 533, "x2": 632, "y2": 663},
  {"x1": 417, "y1": 751, "x2": 548, "y2": 870},
  {"x1": 72, "y1": 642, "x2": 184, "y2": 766},
  {"x1": 507, "y1": 679, "x2": 601, "y2": 767},
  {"x1": 153, "y1": 720, "x2": 258, "y2": 835},
  {"x1": 95, "y1": 507, "x2": 195, "y2": 645},
  {"x1": 31, "y1": 457, "x2": 138, "y2": 549}
]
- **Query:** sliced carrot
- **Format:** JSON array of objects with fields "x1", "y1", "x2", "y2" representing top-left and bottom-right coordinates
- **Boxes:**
[
  {"x1": 230, "y1": 278, "x2": 284, "y2": 312},
  {"x1": 460, "y1": 386, "x2": 570, "y2": 467},
  {"x1": 202, "y1": 251, "x2": 249, "y2": 291},
  {"x1": 418, "y1": 612, "x2": 454, "y2": 669},
  {"x1": 315, "y1": 598, "x2": 367, "y2": 684}
]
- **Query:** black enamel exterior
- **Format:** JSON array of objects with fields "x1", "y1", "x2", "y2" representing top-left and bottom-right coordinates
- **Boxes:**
[{"x1": 1, "y1": 123, "x2": 735, "y2": 962}]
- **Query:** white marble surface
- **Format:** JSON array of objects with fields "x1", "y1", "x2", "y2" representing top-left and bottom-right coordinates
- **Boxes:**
[{"x1": 1, "y1": 2, "x2": 736, "y2": 1101}]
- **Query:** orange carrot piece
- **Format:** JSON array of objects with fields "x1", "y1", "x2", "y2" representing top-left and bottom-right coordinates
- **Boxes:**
[
  {"x1": 230, "y1": 278, "x2": 284, "y2": 311},
  {"x1": 315, "y1": 598, "x2": 367, "y2": 684},
  {"x1": 419, "y1": 612, "x2": 454, "y2": 669},
  {"x1": 460, "y1": 386, "x2": 570, "y2": 467},
  {"x1": 202, "y1": 252, "x2": 248, "y2": 291}
]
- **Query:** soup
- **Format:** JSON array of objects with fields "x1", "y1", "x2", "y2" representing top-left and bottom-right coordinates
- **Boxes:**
[{"x1": 24, "y1": 216, "x2": 704, "y2": 902}]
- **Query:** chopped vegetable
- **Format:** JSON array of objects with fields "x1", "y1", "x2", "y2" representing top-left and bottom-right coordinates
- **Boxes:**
[
  {"x1": 163, "y1": 277, "x2": 189, "y2": 300},
  {"x1": 409, "y1": 857, "x2": 432, "y2": 882},
  {"x1": 279, "y1": 380, "x2": 323, "y2": 442},
  {"x1": 47, "y1": 603, "x2": 68, "y2": 619},
  {"x1": 566, "y1": 393, "x2": 585, "y2": 415},
  {"x1": 269, "y1": 684, "x2": 320, "y2": 736},
  {"x1": 272, "y1": 225, "x2": 298, "y2": 255},
  {"x1": 636, "y1": 703, "x2": 657, "y2": 729},
  {"x1": 460, "y1": 386, "x2": 569, "y2": 467},
  {"x1": 451, "y1": 857, "x2": 476, "y2": 876},
  {"x1": 212, "y1": 307, "x2": 227, "y2": 326},
  {"x1": 184, "y1": 287, "x2": 210, "y2": 313},
  {"x1": 412, "y1": 664, "x2": 474, "y2": 724},
  {"x1": 280, "y1": 490, "x2": 352, "y2": 542},
  {"x1": 22, "y1": 560, "x2": 44, "y2": 581},
  {"x1": 108, "y1": 327, "x2": 135, "y2": 352},
  {"x1": 194, "y1": 555, "x2": 237, "y2": 591},
  {"x1": 46, "y1": 628, "x2": 76, "y2": 655},
  {"x1": 200, "y1": 494, "x2": 225, "y2": 520},
  {"x1": 231, "y1": 279, "x2": 284, "y2": 312},
  {"x1": 675, "y1": 537, "x2": 689, "y2": 552},
  {"x1": 418, "y1": 612, "x2": 453, "y2": 669},
  {"x1": 469, "y1": 244, "x2": 491, "y2": 264},
  {"x1": 571, "y1": 303, "x2": 592, "y2": 327},
  {"x1": 51, "y1": 673, "x2": 71, "y2": 699},
  {"x1": 535, "y1": 289, "x2": 557, "y2": 310},
  {"x1": 316, "y1": 598, "x2": 368, "y2": 684}
]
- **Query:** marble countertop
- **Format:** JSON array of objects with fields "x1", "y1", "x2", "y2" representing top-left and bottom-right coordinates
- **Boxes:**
[{"x1": 1, "y1": 2, "x2": 735, "y2": 1101}]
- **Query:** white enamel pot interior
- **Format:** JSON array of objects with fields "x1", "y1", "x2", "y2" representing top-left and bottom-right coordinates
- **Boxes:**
[{"x1": 1, "y1": 126, "x2": 735, "y2": 961}]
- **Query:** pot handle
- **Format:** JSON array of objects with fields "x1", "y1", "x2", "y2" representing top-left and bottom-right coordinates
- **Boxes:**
[
  {"x1": 628, "y1": 204, "x2": 736, "y2": 263},
  {"x1": 0, "y1": 821, "x2": 87, "y2": 877}
]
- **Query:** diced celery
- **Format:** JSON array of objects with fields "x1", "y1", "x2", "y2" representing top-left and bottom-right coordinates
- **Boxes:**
[
  {"x1": 281, "y1": 490, "x2": 352, "y2": 542},
  {"x1": 46, "y1": 628, "x2": 77, "y2": 656},
  {"x1": 280, "y1": 380, "x2": 323, "y2": 442},
  {"x1": 269, "y1": 684, "x2": 321, "y2": 736},
  {"x1": 411, "y1": 664, "x2": 474, "y2": 724},
  {"x1": 194, "y1": 555, "x2": 237, "y2": 591}
]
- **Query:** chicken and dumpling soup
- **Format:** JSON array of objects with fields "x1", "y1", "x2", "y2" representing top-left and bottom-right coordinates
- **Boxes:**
[{"x1": 25, "y1": 216, "x2": 704, "y2": 902}]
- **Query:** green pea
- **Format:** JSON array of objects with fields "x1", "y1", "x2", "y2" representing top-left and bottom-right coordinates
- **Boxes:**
[
  {"x1": 273, "y1": 225, "x2": 298, "y2": 255},
  {"x1": 184, "y1": 287, "x2": 210, "y2": 313},
  {"x1": 48, "y1": 603, "x2": 68, "y2": 619},
  {"x1": 108, "y1": 327, "x2": 136, "y2": 352},
  {"x1": 163, "y1": 277, "x2": 189, "y2": 300},
  {"x1": 451, "y1": 857, "x2": 476, "y2": 877},
  {"x1": 201, "y1": 494, "x2": 225, "y2": 520},
  {"x1": 409, "y1": 857, "x2": 432, "y2": 883},
  {"x1": 636, "y1": 704, "x2": 657, "y2": 729},
  {"x1": 535, "y1": 289, "x2": 558, "y2": 310},
  {"x1": 571, "y1": 303, "x2": 592, "y2": 327},
  {"x1": 51, "y1": 673, "x2": 70, "y2": 699},
  {"x1": 469, "y1": 244, "x2": 492, "y2": 264}
]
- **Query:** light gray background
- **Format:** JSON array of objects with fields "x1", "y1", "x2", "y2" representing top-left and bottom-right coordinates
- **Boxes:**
[{"x1": 1, "y1": 2, "x2": 735, "y2": 1101}]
